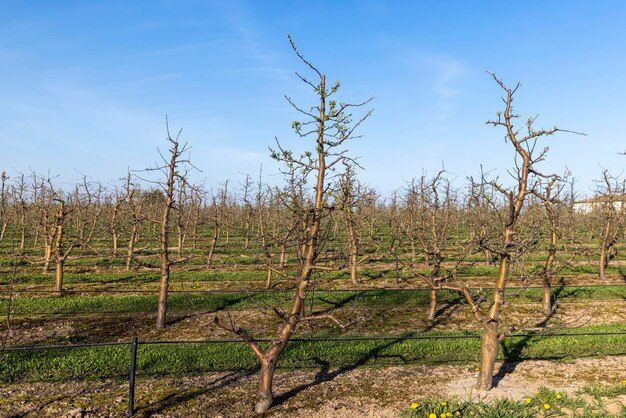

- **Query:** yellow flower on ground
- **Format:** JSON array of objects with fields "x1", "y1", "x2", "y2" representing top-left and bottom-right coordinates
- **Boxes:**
[
  {"x1": 441, "y1": 401, "x2": 447, "y2": 406},
  {"x1": 525, "y1": 398, "x2": 532, "y2": 404},
  {"x1": 440, "y1": 414, "x2": 446, "y2": 418},
  {"x1": 474, "y1": 367, "x2": 480, "y2": 372},
  {"x1": 411, "y1": 403, "x2": 418, "y2": 409},
  {"x1": 429, "y1": 414, "x2": 437, "y2": 418},
  {"x1": 446, "y1": 412, "x2": 452, "y2": 417},
  {"x1": 544, "y1": 403, "x2": 551, "y2": 410},
  {"x1": 621, "y1": 379, "x2": 626, "y2": 385},
  {"x1": 555, "y1": 393, "x2": 562, "y2": 400}
]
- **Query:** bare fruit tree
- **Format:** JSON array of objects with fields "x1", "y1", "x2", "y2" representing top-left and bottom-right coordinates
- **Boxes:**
[
  {"x1": 0, "y1": 171, "x2": 9, "y2": 241},
  {"x1": 402, "y1": 171, "x2": 469, "y2": 321},
  {"x1": 214, "y1": 36, "x2": 372, "y2": 413},
  {"x1": 467, "y1": 73, "x2": 582, "y2": 390},
  {"x1": 532, "y1": 173, "x2": 578, "y2": 317},
  {"x1": 142, "y1": 120, "x2": 198, "y2": 330},
  {"x1": 595, "y1": 170, "x2": 624, "y2": 280}
]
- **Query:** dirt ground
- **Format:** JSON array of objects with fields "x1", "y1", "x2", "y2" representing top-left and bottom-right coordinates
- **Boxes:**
[{"x1": 1, "y1": 355, "x2": 625, "y2": 417}]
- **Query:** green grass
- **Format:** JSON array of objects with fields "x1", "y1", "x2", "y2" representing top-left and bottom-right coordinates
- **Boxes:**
[
  {"x1": 2, "y1": 285, "x2": 624, "y2": 316},
  {"x1": 1, "y1": 324, "x2": 625, "y2": 383},
  {"x1": 578, "y1": 381, "x2": 626, "y2": 400},
  {"x1": 401, "y1": 387, "x2": 624, "y2": 418},
  {"x1": 2, "y1": 269, "x2": 275, "y2": 285}
]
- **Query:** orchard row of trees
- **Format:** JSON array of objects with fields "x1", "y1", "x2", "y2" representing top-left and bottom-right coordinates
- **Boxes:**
[
  {"x1": 0, "y1": 161, "x2": 622, "y2": 283},
  {"x1": 2, "y1": 38, "x2": 625, "y2": 412}
]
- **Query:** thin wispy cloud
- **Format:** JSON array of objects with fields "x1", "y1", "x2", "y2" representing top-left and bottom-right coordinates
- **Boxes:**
[{"x1": 213, "y1": 0, "x2": 292, "y2": 84}]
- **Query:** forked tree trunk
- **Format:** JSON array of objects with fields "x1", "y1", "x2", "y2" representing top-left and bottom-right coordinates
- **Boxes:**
[
  {"x1": 475, "y1": 73, "x2": 549, "y2": 391},
  {"x1": 476, "y1": 253, "x2": 510, "y2": 390},
  {"x1": 478, "y1": 321, "x2": 499, "y2": 389},
  {"x1": 256, "y1": 361, "x2": 277, "y2": 413}
]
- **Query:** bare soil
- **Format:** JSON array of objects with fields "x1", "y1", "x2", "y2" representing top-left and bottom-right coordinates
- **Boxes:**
[{"x1": 0, "y1": 356, "x2": 624, "y2": 417}]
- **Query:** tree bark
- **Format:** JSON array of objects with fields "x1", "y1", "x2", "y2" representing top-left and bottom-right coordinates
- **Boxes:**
[
  {"x1": 426, "y1": 288, "x2": 437, "y2": 321},
  {"x1": 476, "y1": 321, "x2": 499, "y2": 390},
  {"x1": 156, "y1": 138, "x2": 178, "y2": 330}
]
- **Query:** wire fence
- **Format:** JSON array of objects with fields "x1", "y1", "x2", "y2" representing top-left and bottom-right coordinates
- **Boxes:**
[
  {"x1": 3, "y1": 331, "x2": 626, "y2": 416},
  {"x1": 2, "y1": 283, "x2": 626, "y2": 294}
]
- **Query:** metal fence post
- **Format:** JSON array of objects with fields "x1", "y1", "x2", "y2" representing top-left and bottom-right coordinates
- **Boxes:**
[{"x1": 128, "y1": 336, "x2": 138, "y2": 417}]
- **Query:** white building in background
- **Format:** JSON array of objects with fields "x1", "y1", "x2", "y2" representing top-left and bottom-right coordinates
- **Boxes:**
[{"x1": 573, "y1": 195, "x2": 626, "y2": 213}]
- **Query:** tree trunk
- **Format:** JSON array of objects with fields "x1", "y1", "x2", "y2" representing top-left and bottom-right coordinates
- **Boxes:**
[
  {"x1": 426, "y1": 288, "x2": 437, "y2": 321},
  {"x1": 543, "y1": 242, "x2": 556, "y2": 316},
  {"x1": 126, "y1": 222, "x2": 139, "y2": 271},
  {"x1": 350, "y1": 257, "x2": 358, "y2": 285},
  {"x1": 255, "y1": 361, "x2": 276, "y2": 413},
  {"x1": 346, "y1": 215, "x2": 358, "y2": 285},
  {"x1": 156, "y1": 266, "x2": 169, "y2": 329},
  {"x1": 279, "y1": 244, "x2": 286, "y2": 269},
  {"x1": 19, "y1": 207, "x2": 26, "y2": 251},
  {"x1": 255, "y1": 277, "x2": 308, "y2": 412},
  {"x1": 177, "y1": 225, "x2": 183, "y2": 258},
  {"x1": 155, "y1": 137, "x2": 178, "y2": 330},
  {"x1": 542, "y1": 277, "x2": 552, "y2": 317},
  {"x1": 207, "y1": 227, "x2": 219, "y2": 268},
  {"x1": 112, "y1": 233, "x2": 118, "y2": 257},
  {"x1": 55, "y1": 258, "x2": 64, "y2": 296},
  {"x1": 599, "y1": 245, "x2": 608, "y2": 280},
  {"x1": 43, "y1": 237, "x2": 53, "y2": 273},
  {"x1": 476, "y1": 321, "x2": 499, "y2": 390},
  {"x1": 476, "y1": 245, "x2": 510, "y2": 388},
  {"x1": 265, "y1": 268, "x2": 272, "y2": 289}
]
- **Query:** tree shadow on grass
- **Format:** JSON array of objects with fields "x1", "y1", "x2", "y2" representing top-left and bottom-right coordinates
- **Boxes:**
[
  {"x1": 165, "y1": 292, "x2": 257, "y2": 327},
  {"x1": 312, "y1": 292, "x2": 362, "y2": 314},
  {"x1": 422, "y1": 298, "x2": 464, "y2": 333},
  {"x1": 272, "y1": 336, "x2": 409, "y2": 408}
]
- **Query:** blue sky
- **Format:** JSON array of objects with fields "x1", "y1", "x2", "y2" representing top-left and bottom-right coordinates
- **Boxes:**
[{"x1": 1, "y1": 1, "x2": 625, "y2": 197}]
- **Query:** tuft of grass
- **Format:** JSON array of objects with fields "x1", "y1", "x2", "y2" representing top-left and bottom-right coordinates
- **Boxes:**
[
  {"x1": 577, "y1": 381, "x2": 626, "y2": 400},
  {"x1": 402, "y1": 387, "x2": 619, "y2": 417}
]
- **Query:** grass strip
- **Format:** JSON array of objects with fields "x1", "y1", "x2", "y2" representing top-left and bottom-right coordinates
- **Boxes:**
[
  {"x1": 2, "y1": 285, "x2": 624, "y2": 316},
  {"x1": 1, "y1": 324, "x2": 625, "y2": 383}
]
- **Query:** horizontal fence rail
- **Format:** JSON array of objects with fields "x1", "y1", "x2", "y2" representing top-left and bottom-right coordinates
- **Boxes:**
[
  {"x1": 4, "y1": 331, "x2": 626, "y2": 352},
  {"x1": 2, "y1": 283, "x2": 625, "y2": 294},
  {"x1": 3, "y1": 332, "x2": 626, "y2": 415}
]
